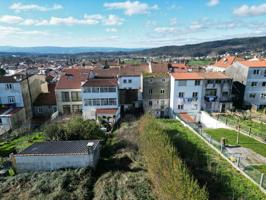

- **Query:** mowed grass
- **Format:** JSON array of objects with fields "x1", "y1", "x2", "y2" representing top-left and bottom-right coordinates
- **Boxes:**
[
  {"x1": 205, "y1": 128, "x2": 266, "y2": 157},
  {"x1": 188, "y1": 59, "x2": 213, "y2": 66},
  {"x1": 0, "y1": 132, "x2": 45, "y2": 156}
]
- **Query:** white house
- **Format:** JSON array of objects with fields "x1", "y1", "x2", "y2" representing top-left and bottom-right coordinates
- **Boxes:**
[
  {"x1": 170, "y1": 72, "x2": 204, "y2": 118},
  {"x1": 226, "y1": 60, "x2": 266, "y2": 109},
  {"x1": 82, "y1": 78, "x2": 120, "y2": 123}
]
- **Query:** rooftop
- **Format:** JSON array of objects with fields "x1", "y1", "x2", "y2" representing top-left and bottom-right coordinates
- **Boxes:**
[
  {"x1": 171, "y1": 72, "x2": 231, "y2": 80},
  {"x1": 16, "y1": 140, "x2": 100, "y2": 156},
  {"x1": 213, "y1": 56, "x2": 244, "y2": 68},
  {"x1": 239, "y1": 60, "x2": 266, "y2": 68},
  {"x1": 33, "y1": 84, "x2": 56, "y2": 106},
  {"x1": 96, "y1": 108, "x2": 118, "y2": 115},
  {"x1": 0, "y1": 108, "x2": 22, "y2": 116},
  {"x1": 0, "y1": 74, "x2": 28, "y2": 83},
  {"x1": 82, "y1": 78, "x2": 117, "y2": 87}
]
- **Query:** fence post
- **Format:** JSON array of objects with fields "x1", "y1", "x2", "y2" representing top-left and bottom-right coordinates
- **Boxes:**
[
  {"x1": 220, "y1": 143, "x2": 223, "y2": 152},
  {"x1": 260, "y1": 173, "x2": 264, "y2": 187},
  {"x1": 249, "y1": 127, "x2": 251, "y2": 135},
  {"x1": 209, "y1": 136, "x2": 212, "y2": 144},
  {"x1": 237, "y1": 156, "x2": 240, "y2": 167}
]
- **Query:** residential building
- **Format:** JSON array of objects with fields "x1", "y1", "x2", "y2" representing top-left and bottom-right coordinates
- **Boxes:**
[
  {"x1": 170, "y1": 72, "x2": 203, "y2": 118},
  {"x1": 207, "y1": 55, "x2": 244, "y2": 72},
  {"x1": 0, "y1": 74, "x2": 47, "y2": 132},
  {"x1": 170, "y1": 72, "x2": 233, "y2": 118},
  {"x1": 81, "y1": 77, "x2": 120, "y2": 123},
  {"x1": 33, "y1": 84, "x2": 57, "y2": 117},
  {"x1": 201, "y1": 72, "x2": 233, "y2": 112},
  {"x1": 226, "y1": 60, "x2": 266, "y2": 109},
  {"x1": 11, "y1": 140, "x2": 101, "y2": 173},
  {"x1": 143, "y1": 63, "x2": 170, "y2": 117}
]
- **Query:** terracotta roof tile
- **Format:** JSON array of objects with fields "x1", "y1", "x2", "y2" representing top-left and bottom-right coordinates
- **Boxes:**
[
  {"x1": 82, "y1": 78, "x2": 117, "y2": 87},
  {"x1": 171, "y1": 72, "x2": 231, "y2": 80},
  {"x1": 214, "y1": 56, "x2": 244, "y2": 68},
  {"x1": 239, "y1": 60, "x2": 266, "y2": 68},
  {"x1": 34, "y1": 84, "x2": 56, "y2": 106},
  {"x1": 96, "y1": 108, "x2": 117, "y2": 115}
]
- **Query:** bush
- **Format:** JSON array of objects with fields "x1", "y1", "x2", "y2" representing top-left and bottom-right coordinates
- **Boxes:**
[
  {"x1": 45, "y1": 117, "x2": 105, "y2": 141},
  {"x1": 138, "y1": 114, "x2": 208, "y2": 200}
]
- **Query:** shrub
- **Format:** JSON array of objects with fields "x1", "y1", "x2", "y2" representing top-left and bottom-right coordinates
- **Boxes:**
[{"x1": 138, "y1": 114, "x2": 208, "y2": 200}]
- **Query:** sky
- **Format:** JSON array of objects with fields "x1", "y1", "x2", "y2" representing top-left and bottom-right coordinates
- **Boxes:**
[{"x1": 0, "y1": 0, "x2": 266, "y2": 48}]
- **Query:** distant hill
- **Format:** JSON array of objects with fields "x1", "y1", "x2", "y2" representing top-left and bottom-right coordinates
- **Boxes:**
[
  {"x1": 137, "y1": 36, "x2": 266, "y2": 57},
  {"x1": 0, "y1": 46, "x2": 142, "y2": 54},
  {"x1": 1, "y1": 36, "x2": 266, "y2": 56}
]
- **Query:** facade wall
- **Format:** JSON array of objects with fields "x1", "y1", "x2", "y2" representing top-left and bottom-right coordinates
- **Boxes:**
[
  {"x1": 55, "y1": 89, "x2": 82, "y2": 114},
  {"x1": 0, "y1": 82, "x2": 24, "y2": 107},
  {"x1": 244, "y1": 67, "x2": 266, "y2": 107},
  {"x1": 118, "y1": 76, "x2": 141, "y2": 90},
  {"x1": 28, "y1": 75, "x2": 48, "y2": 102},
  {"x1": 143, "y1": 75, "x2": 170, "y2": 117},
  {"x1": 33, "y1": 105, "x2": 57, "y2": 117},
  {"x1": 170, "y1": 77, "x2": 202, "y2": 116},
  {"x1": 82, "y1": 87, "x2": 119, "y2": 120}
]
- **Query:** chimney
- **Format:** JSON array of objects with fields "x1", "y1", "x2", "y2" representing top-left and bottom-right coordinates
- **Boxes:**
[
  {"x1": 87, "y1": 141, "x2": 94, "y2": 153},
  {"x1": 88, "y1": 70, "x2": 95, "y2": 79}
]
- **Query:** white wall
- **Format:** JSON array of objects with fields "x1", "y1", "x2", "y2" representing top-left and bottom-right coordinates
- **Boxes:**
[
  {"x1": 0, "y1": 83, "x2": 24, "y2": 107},
  {"x1": 118, "y1": 76, "x2": 141, "y2": 90},
  {"x1": 200, "y1": 111, "x2": 229, "y2": 129},
  {"x1": 170, "y1": 77, "x2": 202, "y2": 115}
]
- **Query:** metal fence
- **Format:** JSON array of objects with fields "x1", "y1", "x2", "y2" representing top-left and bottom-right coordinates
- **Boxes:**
[
  {"x1": 177, "y1": 116, "x2": 266, "y2": 191},
  {"x1": 216, "y1": 114, "x2": 266, "y2": 141}
]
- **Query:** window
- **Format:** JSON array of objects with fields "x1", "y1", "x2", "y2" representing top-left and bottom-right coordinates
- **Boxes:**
[
  {"x1": 109, "y1": 98, "x2": 117, "y2": 105},
  {"x1": 92, "y1": 87, "x2": 100, "y2": 93},
  {"x1": 261, "y1": 94, "x2": 266, "y2": 99},
  {"x1": 264, "y1": 70, "x2": 266, "y2": 76},
  {"x1": 207, "y1": 80, "x2": 214, "y2": 84},
  {"x1": 160, "y1": 89, "x2": 165, "y2": 94},
  {"x1": 84, "y1": 87, "x2": 91, "y2": 93},
  {"x1": 61, "y1": 92, "x2": 70, "y2": 102},
  {"x1": 93, "y1": 99, "x2": 101, "y2": 106},
  {"x1": 162, "y1": 78, "x2": 165, "y2": 82},
  {"x1": 178, "y1": 80, "x2": 187, "y2": 86},
  {"x1": 109, "y1": 87, "x2": 116, "y2": 92},
  {"x1": 84, "y1": 99, "x2": 92, "y2": 106},
  {"x1": 71, "y1": 92, "x2": 81, "y2": 101},
  {"x1": 192, "y1": 92, "x2": 198, "y2": 98},
  {"x1": 253, "y1": 69, "x2": 260, "y2": 75},
  {"x1": 249, "y1": 93, "x2": 256, "y2": 98},
  {"x1": 222, "y1": 91, "x2": 229, "y2": 97},
  {"x1": 195, "y1": 80, "x2": 200, "y2": 86},
  {"x1": 149, "y1": 101, "x2": 152, "y2": 106},
  {"x1": 123, "y1": 79, "x2": 127, "y2": 83},
  {"x1": 101, "y1": 98, "x2": 108, "y2": 106},
  {"x1": 251, "y1": 82, "x2": 258, "y2": 87},
  {"x1": 149, "y1": 78, "x2": 153, "y2": 83},
  {"x1": 5, "y1": 84, "x2": 13, "y2": 90},
  {"x1": 149, "y1": 89, "x2": 152, "y2": 94},
  {"x1": 262, "y1": 82, "x2": 266, "y2": 87},
  {"x1": 205, "y1": 89, "x2": 217, "y2": 96},
  {"x1": 8, "y1": 96, "x2": 15, "y2": 104},
  {"x1": 178, "y1": 92, "x2": 184, "y2": 98},
  {"x1": 38, "y1": 107, "x2": 43, "y2": 113},
  {"x1": 216, "y1": 80, "x2": 221, "y2": 84},
  {"x1": 0, "y1": 118, "x2": 2, "y2": 125},
  {"x1": 178, "y1": 105, "x2": 184, "y2": 110},
  {"x1": 72, "y1": 105, "x2": 82, "y2": 113},
  {"x1": 128, "y1": 79, "x2": 132, "y2": 83}
]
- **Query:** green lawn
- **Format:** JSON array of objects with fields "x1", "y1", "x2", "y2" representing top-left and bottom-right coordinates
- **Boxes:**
[
  {"x1": 219, "y1": 114, "x2": 266, "y2": 137},
  {"x1": 252, "y1": 165, "x2": 266, "y2": 174},
  {"x1": 0, "y1": 132, "x2": 45, "y2": 157},
  {"x1": 158, "y1": 120, "x2": 266, "y2": 200},
  {"x1": 205, "y1": 128, "x2": 266, "y2": 157}
]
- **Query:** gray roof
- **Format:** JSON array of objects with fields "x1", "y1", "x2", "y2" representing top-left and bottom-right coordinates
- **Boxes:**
[{"x1": 16, "y1": 140, "x2": 100, "y2": 156}]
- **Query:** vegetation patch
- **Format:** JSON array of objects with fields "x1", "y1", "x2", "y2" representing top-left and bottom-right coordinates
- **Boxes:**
[
  {"x1": 138, "y1": 115, "x2": 208, "y2": 200},
  {"x1": 161, "y1": 120, "x2": 266, "y2": 200},
  {"x1": 205, "y1": 128, "x2": 266, "y2": 157}
]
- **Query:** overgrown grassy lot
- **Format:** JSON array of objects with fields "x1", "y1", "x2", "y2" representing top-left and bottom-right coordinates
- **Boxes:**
[
  {"x1": 0, "y1": 132, "x2": 45, "y2": 156},
  {"x1": 205, "y1": 128, "x2": 266, "y2": 157},
  {"x1": 253, "y1": 165, "x2": 266, "y2": 174},
  {"x1": 157, "y1": 119, "x2": 266, "y2": 200}
]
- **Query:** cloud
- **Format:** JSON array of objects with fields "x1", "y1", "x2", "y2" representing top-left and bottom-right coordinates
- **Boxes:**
[
  {"x1": 106, "y1": 28, "x2": 118, "y2": 32},
  {"x1": 10, "y1": 2, "x2": 63, "y2": 12},
  {"x1": 0, "y1": 25, "x2": 50, "y2": 37},
  {"x1": 154, "y1": 27, "x2": 177, "y2": 33},
  {"x1": 207, "y1": 0, "x2": 219, "y2": 7},
  {"x1": 103, "y1": 1, "x2": 158, "y2": 16},
  {"x1": 0, "y1": 14, "x2": 123, "y2": 26},
  {"x1": 0, "y1": 15, "x2": 23, "y2": 24},
  {"x1": 102, "y1": 15, "x2": 123, "y2": 26},
  {"x1": 233, "y1": 4, "x2": 266, "y2": 16}
]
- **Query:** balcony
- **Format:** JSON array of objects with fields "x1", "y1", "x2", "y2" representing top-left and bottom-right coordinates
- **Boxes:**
[{"x1": 204, "y1": 96, "x2": 217, "y2": 102}]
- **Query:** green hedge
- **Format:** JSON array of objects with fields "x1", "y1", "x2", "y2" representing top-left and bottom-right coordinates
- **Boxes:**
[{"x1": 138, "y1": 115, "x2": 208, "y2": 200}]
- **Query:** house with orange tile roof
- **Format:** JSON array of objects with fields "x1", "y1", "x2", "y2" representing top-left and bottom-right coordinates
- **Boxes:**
[
  {"x1": 207, "y1": 55, "x2": 244, "y2": 72},
  {"x1": 226, "y1": 60, "x2": 266, "y2": 109},
  {"x1": 170, "y1": 72, "x2": 233, "y2": 118}
]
